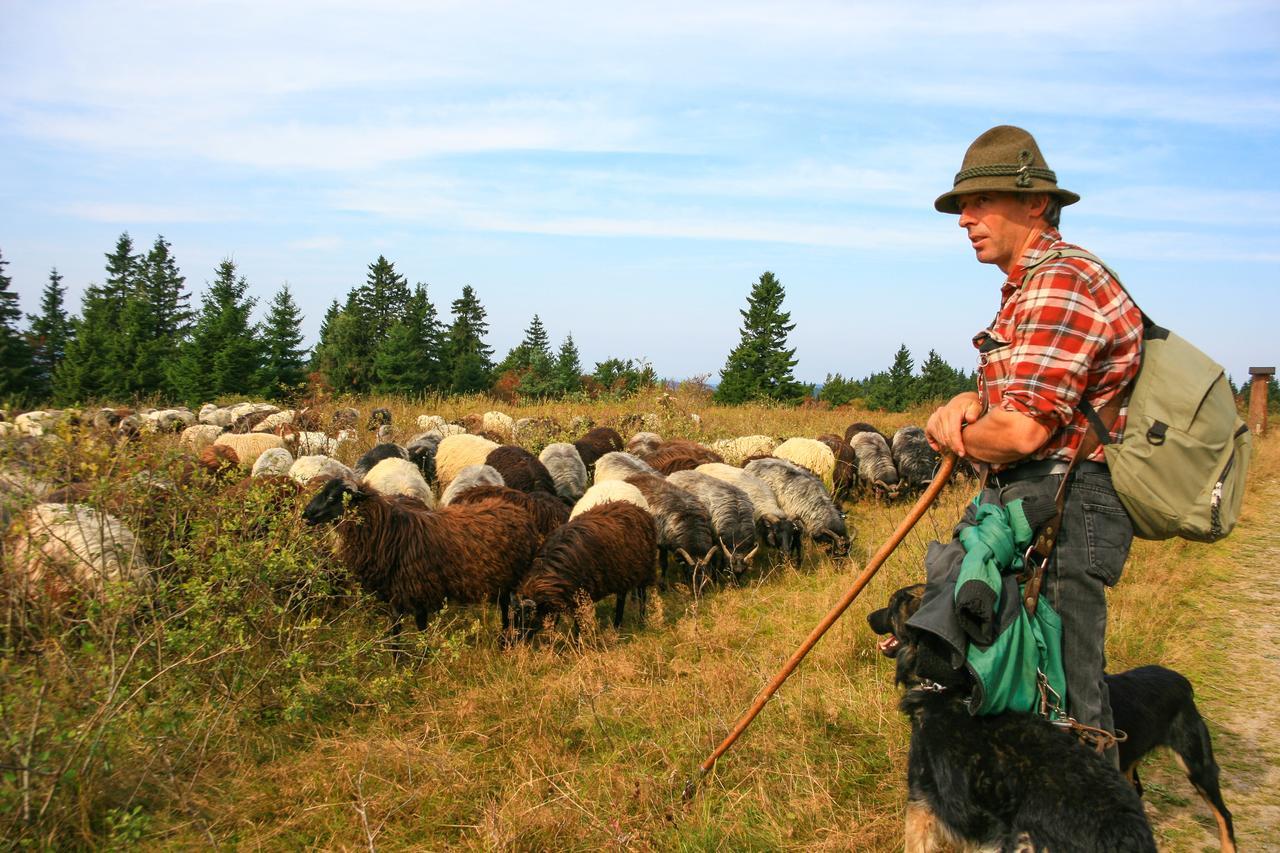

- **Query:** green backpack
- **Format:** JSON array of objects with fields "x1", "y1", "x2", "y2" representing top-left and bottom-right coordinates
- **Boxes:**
[{"x1": 1034, "y1": 249, "x2": 1252, "y2": 541}]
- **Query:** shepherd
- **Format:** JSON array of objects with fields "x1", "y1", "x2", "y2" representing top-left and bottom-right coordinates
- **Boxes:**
[{"x1": 925, "y1": 125, "x2": 1143, "y2": 762}]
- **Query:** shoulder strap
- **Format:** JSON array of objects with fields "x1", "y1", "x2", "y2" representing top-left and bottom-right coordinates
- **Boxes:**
[{"x1": 1020, "y1": 248, "x2": 1155, "y2": 329}]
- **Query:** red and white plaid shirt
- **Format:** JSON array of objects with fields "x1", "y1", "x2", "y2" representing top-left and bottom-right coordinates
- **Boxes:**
[{"x1": 974, "y1": 228, "x2": 1143, "y2": 466}]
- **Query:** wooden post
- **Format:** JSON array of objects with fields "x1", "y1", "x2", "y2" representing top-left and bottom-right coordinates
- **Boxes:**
[{"x1": 1249, "y1": 367, "x2": 1275, "y2": 435}]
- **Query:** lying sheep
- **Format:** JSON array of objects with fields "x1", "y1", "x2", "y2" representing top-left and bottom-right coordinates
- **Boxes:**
[
  {"x1": 512, "y1": 416, "x2": 561, "y2": 444},
  {"x1": 485, "y1": 445, "x2": 557, "y2": 495},
  {"x1": 570, "y1": 480, "x2": 650, "y2": 519},
  {"x1": 439, "y1": 464, "x2": 504, "y2": 506},
  {"x1": 539, "y1": 443, "x2": 589, "y2": 504},
  {"x1": 514, "y1": 501, "x2": 658, "y2": 640},
  {"x1": 303, "y1": 478, "x2": 539, "y2": 637},
  {"x1": 251, "y1": 447, "x2": 295, "y2": 478},
  {"x1": 709, "y1": 434, "x2": 777, "y2": 466},
  {"x1": 435, "y1": 433, "x2": 500, "y2": 489},
  {"x1": 593, "y1": 451, "x2": 660, "y2": 483},
  {"x1": 289, "y1": 455, "x2": 354, "y2": 485},
  {"x1": 572, "y1": 426, "x2": 624, "y2": 469},
  {"x1": 449, "y1": 484, "x2": 569, "y2": 546},
  {"x1": 891, "y1": 426, "x2": 940, "y2": 494},
  {"x1": 364, "y1": 457, "x2": 436, "y2": 507},
  {"x1": 849, "y1": 431, "x2": 901, "y2": 500},
  {"x1": 625, "y1": 431, "x2": 663, "y2": 458},
  {"x1": 695, "y1": 462, "x2": 801, "y2": 560},
  {"x1": 232, "y1": 409, "x2": 275, "y2": 433},
  {"x1": 666, "y1": 469, "x2": 758, "y2": 580},
  {"x1": 624, "y1": 472, "x2": 717, "y2": 587},
  {"x1": 10, "y1": 503, "x2": 151, "y2": 601},
  {"x1": 774, "y1": 437, "x2": 836, "y2": 485},
  {"x1": 354, "y1": 443, "x2": 409, "y2": 478},
  {"x1": 744, "y1": 457, "x2": 851, "y2": 557},
  {"x1": 214, "y1": 433, "x2": 287, "y2": 468}
]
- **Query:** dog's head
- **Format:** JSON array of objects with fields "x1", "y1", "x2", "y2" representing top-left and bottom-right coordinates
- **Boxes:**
[{"x1": 867, "y1": 583, "x2": 969, "y2": 693}]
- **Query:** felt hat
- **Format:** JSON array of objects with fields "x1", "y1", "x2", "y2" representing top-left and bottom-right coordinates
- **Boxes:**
[{"x1": 934, "y1": 125, "x2": 1079, "y2": 214}]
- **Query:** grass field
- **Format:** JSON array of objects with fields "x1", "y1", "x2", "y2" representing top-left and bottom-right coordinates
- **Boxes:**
[{"x1": 1, "y1": 391, "x2": 1274, "y2": 850}]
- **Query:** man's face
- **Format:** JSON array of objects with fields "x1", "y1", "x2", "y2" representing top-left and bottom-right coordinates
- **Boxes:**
[{"x1": 955, "y1": 192, "x2": 1045, "y2": 273}]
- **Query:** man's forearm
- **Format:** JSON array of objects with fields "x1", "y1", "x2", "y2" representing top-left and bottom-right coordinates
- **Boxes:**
[{"x1": 960, "y1": 408, "x2": 1052, "y2": 465}]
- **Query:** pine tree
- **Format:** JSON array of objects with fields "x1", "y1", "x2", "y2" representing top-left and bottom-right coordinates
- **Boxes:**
[
  {"x1": 405, "y1": 283, "x2": 446, "y2": 392},
  {"x1": 169, "y1": 259, "x2": 262, "y2": 404},
  {"x1": 885, "y1": 344, "x2": 916, "y2": 410},
  {"x1": 256, "y1": 283, "x2": 309, "y2": 399},
  {"x1": 0, "y1": 250, "x2": 34, "y2": 401},
  {"x1": 714, "y1": 271, "x2": 803, "y2": 404},
  {"x1": 102, "y1": 233, "x2": 143, "y2": 398},
  {"x1": 124, "y1": 235, "x2": 193, "y2": 397},
  {"x1": 52, "y1": 236, "x2": 139, "y2": 403},
  {"x1": 372, "y1": 321, "x2": 423, "y2": 395},
  {"x1": 555, "y1": 334, "x2": 582, "y2": 395},
  {"x1": 915, "y1": 349, "x2": 972, "y2": 403},
  {"x1": 358, "y1": 255, "x2": 411, "y2": 341},
  {"x1": 27, "y1": 267, "x2": 73, "y2": 400},
  {"x1": 444, "y1": 285, "x2": 494, "y2": 394}
]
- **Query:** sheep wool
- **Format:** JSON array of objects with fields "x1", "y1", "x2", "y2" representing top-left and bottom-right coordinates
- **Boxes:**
[
  {"x1": 289, "y1": 455, "x2": 353, "y2": 485},
  {"x1": 416, "y1": 414, "x2": 447, "y2": 432},
  {"x1": 850, "y1": 431, "x2": 901, "y2": 498},
  {"x1": 538, "y1": 443, "x2": 589, "y2": 503},
  {"x1": 253, "y1": 409, "x2": 297, "y2": 433},
  {"x1": 11, "y1": 503, "x2": 151, "y2": 599},
  {"x1": 624, "y1": 432, "x2": 663, "y2": 458},
  {"x1": 774, "y1": 437, "x2": 837, "y2": 485},
  {"x1": 593, "y1": 451, "x2": 660, "y2": 483},
  {"x1": 570, "y1": 480, "x2": 650, "y2": 519},
  {"x1": 744, "y1": 457, "x2": 851, "y2": 557},
  {"x1": 213, "y1": 432, "x2": 288, "y2": 468},
  {"x1": 252, "y1": 447, "x2": 295, "y2": 478},
  {"x1": 363, "y1": 457, "x2": 435, "y2": 507},
  {"x1": 435, "y1": 433, "x2": 501, "y2": 489},
  {"x1": 481, "y1": 410, "x2": 515, "y2": 438},
  {"x1": 439, "y1": 464, "x2": 503, "y2": 507},
  {"x1": 709, "y1": 435, "x2": 777, "y2": 466},
  {"x1": 180, "y1": 424, "x2": 225, "y2": 454}
]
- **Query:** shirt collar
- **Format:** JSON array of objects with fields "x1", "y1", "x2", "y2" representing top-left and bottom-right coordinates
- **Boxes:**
[{"x1": 1001, "y1": 227, "x2": 1062, "y2": 300}]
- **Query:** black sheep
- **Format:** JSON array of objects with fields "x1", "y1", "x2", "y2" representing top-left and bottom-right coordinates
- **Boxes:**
[
  {"x1": 572, "y1": 426, "x2": 624, "y2": 469},
  {"x1": 485, "y1": 445, "x2": 557, "y2": 495},
  {"x1": 624, "y1": 472, "x2": 718, "y2": 587}
]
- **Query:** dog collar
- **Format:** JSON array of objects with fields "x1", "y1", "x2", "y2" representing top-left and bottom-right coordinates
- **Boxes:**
[{"x1": 910, "y1": 679, "x2": 949, "y2": 694}]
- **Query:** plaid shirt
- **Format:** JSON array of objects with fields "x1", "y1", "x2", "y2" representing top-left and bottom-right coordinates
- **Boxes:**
[{"x1": 974, "y1": 228, "x2": 1143, "y2": 466}]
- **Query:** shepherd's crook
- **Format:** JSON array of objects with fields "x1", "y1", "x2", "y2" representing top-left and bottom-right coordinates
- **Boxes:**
[{"x1": 684, "y1": 453, "x2": 957, "y2": 800}]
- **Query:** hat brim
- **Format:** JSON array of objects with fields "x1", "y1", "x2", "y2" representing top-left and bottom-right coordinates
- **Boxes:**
[{"x1": 934, "y1": 183, "x2": 1080, "y2": 214}]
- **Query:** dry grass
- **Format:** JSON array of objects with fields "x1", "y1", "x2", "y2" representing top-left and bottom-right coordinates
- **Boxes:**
[{"x1": 3, "y1": 393, "x2": 1276, "y2": 850}]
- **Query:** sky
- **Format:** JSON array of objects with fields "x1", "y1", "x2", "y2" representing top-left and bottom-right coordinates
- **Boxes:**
[{"x1": 2, "y1": 0, "x2": 1279, "y2": 385}]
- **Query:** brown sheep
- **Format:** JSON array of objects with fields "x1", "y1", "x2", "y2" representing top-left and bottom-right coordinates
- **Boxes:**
[
  {"x1": 485, "y1": 445, "x2": 558, "y2": 495},
  {"x1": 572, "y1": 426, "x2": 624, "y2": 469},
  {"x1": 646, "y1": 442, "x2": 723, "y2": 476},
  {"x1": 515, "y1": 501, "x2": 658, "y2": 640},
  {"x1": 303, "y1": 478, "x2": 539, "y2": 637},
  {"x1": 198, "y1": 444, "x2": 241, "y2": 479},
  {"x1": 449, "y1": 484, "x2": 569, "y2": 546},
  {"x1": 817, "y1": 433, "x2": 858, "y2": 506}
]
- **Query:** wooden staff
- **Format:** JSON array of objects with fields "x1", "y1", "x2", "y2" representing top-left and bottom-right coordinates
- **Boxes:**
[{"x1": 684, "y1": 454, "x2": 957, "y2": 800}]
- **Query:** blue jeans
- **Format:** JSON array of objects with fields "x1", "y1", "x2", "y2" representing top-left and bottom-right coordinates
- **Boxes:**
[{"x1": 1000, "y1": 470, "x2": 1134, "y2": 742}]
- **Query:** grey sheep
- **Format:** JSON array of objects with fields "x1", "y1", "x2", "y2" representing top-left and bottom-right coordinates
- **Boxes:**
[
  {"x1": 666, "y1": 469, "x2": 759, "y2": 581},
  {"x1": 624, "y1": 472, "x2": 718, "y2": 587},
  {"x1": 744, "y1": 457, "x2": 851, "y2": 557},
  {"x1": 695, "y1": 462, "x2": 801, "y2": 561},
  {"x1": 353, "y1": 442, "x2": 409, "y2": 478},
  {"x1": 850, "y1": 431, "x2": 901, "y2": 500},
  {"x1": 891, "y1": 426, "x2": 940, "y2": 494},
  {"x1": 538, "y1": 442, "x2": 589, "y2": 503},
  {"x1": 440, "y1": 464, "x2": 505, "y2": 506}
]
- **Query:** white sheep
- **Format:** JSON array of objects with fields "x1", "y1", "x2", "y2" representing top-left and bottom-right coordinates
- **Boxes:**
[
  {"x1": 288, "y1": 455, "x2": 354, "y2": 485},
  {"x1": 199, "y1": 404, "x2": 236, "y2": 428},
  {"x1": 435, "y1": 433, "x2": 500, "y2": 489},
  {"x1": 709, "y1": 434, "x2": 778, "y2": 466},
  {"x1": 594, "y1": 451, "x2": 660, "y2": 483},
  {"x1": 539, "y1": 442, "x2": 588, "y2": 503},
  {"x1": 180, "y1": 424, "x2": 225, "y2": 454},
  {"x1": 439, "y1": 464, "x2": 504, "y2": 506},
  {"x1": 213, "y1": 433, "x2": 288, "y2": 468},
  {"x1": 416, "y1": 414, "x2": 447, "y2": 432},
  {"x1": 292, "y1": 431, "x2": 340, "y2": 456},
  {"x1": 569, "y1": 480, "x2": 650, "y2": 519},
  {"x1": 253, "y1": 409, "x2": 297, "y2": 433},
  {"x1": 10, "y1": 503, "x2": 151, "y2": 599},
  {"x1": 143, "y1": 408, "x2": 196, "y2": 433},
  {"x1": 363, "y1": 457, "x2": 436, "y2": 507},
  {"x1": 481, "y1": 410, "x2": 515, "y2": 438},
  {"x1": 774, "y1": 437, "x2": 836, "y2": 485},
  {"x1": 251, "y1": 447, "x2": 295, "y2": 478}
]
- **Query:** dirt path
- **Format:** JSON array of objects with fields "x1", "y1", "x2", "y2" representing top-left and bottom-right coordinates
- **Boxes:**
[{"x1": 1145, "y1": 476, "x2": 1280, "y2": 851}]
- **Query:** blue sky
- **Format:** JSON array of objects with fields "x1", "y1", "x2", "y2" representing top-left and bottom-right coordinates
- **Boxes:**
[{"x1": 2, "y1": 1, "x2": 1278, "y2": 385}]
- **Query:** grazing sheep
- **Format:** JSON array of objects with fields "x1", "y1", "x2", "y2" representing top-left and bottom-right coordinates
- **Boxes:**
[
  {"x1": 623, "y1": 472, "x2": 718, "y2": 586},
  {"x1": 817, "y1": 433, "x2": 859, "y2": 506},
  {"x1": 331, "y1": 407, "x2": 360, "y2": 429},
  {"x1": 891, "y1": 426, "x2": 940, "y2": 494},
  {"x1": 92, "y1": 407, "x2": 132, "y2": 432},
  {"x1": 232, "y1": 409, "x2": 275, "y2": 433},
  {"x1": 353, "y1": 443, "x2": 409, "y2": 478},
  {"x1": 213, "y1": 433, "x2": 288, "y2": 468},
  {"x1": 539, "y1": 443, "x2": 589, "y2": 504},
  {"x1": 366, "y1": 407, "x2": 393, "y2": 430},
  {"x1": 439, "y1": 464, "x2": 504, "y2": 507},
  {"x1": 570, "y1": 480, "x2": 650, "y2": 519},
  {"x1": 594, "y1": 451, "x2": 660, "y2": 483},
  {"x1": 251, "y1": 409, "x2": 296, "y2": 433},
  {"x1": 416, "y1": 414, "x2": 447, "y2": 432},
  {"x1": 625, "y1": 432, "x2": 663, "y2": 458},
  {"x1": 198, "y1": 445, "x2": 241, "y2": 479},
  {"x1": 303, "y1": 478, "x2": 539, "y2": 636},
  {"x1": 364, "y1": 457, "x2": 436, "y2": 507},
  {"x1": 435, "y1": 434, "x2": 501, "y2": 489},
  {"x1": 695, "y1": 463, "x2": 801, "y2": 560},
  {"x1": 709, "y1": 435, "x2": 777, "y2": 466},
  {"x1": 199, "y1": 404, "x2": 234, "y2": 428},
  {"x1": 774, "y1": 437, "x2": 836, "y2": 484},
  {"x1": 404, "y1": 432, "x2": 440, "y2": 484},
  {"x1": 485, "y1": 445, "x2": 557, "y2": 495},
  {"x1": 572, "y1": 426, "x2": 624, "y2": 469},
  {"x1": 289, "y1": 455, "x2": 354, "y2": 485},
  {"x1": 849, "y1": 431, "x2": 901, "y2": 500},
  {"x1": 450, "y1": 484, "x2": 569, "y2": 545},
  {"x1": 481, "y1": 410, "x2": 515, "y2": 439},
  {"x1": 744, "y1": 458, "x2": 851, "y2": 557},
  {"x1": 569, "y1": 415, "x2": 594, "y2": 434},
  {"x1": 10, "y1": 503, "x2": 151, "y2": 600},
  {"x1": 646, "y1": 444, "x2": 716, "y2": 476},
  {"x1": 665, "y1": 469, "x2": 759, "y2": 580},
  {"x1": 289, "y1": 430, "x2": 338, "y2": 456},
  {"x1": 515, "y1": 501, "x2": 658, "y2": 639},
  {"x1": 844, "y1": 421, "x2": 890, "y2": 447},
  {"x1": 180, "y1": 424, "x2": 225, "y2": 454},
  {"x1": 251, "y1": 447, "x2": 295, "y2": 478}
]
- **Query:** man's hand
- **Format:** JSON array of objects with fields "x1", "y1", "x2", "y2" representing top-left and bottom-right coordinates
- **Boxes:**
[{"x1": 926, "y1": 392, "x2": 983, "y2": 457}]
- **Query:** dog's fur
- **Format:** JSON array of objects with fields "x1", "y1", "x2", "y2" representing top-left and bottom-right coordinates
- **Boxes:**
[{"x1": 869, "y1": 584, "x2": 1156, "y2": 852}]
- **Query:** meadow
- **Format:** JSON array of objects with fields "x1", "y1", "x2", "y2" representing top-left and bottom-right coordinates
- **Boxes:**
[{"x1": 1, "y1": 390, "x2": 1273, "y2": 850}]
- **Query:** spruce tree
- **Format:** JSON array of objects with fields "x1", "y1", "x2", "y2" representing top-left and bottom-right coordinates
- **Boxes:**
[
  {"x1": 0, "y1": 250, "x2": 34, "y2": 401},
  {"x1": 444, "y1": 285, "x2": 494, "y2": 394},
  {"x1": 555, "y1": 334, "x2": 582, "y2": 395},
  {"x1": 256, "y1": 283, "x2": 309, "y2": 399},
  {"x1": 372, "y1": 321, "x2": 422, "y2": 395},
  {"x1": 915, "y1": 349, "x2": 972, "y2": 403},
  {"x1": 714, "y1": 271, "x2": 803, "y2": 404},
  {"x1": 313, "y1": 291, "x2": 374, "y2": 394},
  {"x1": 358, "y1": 255, "x2": 411, "y2": 341},
  {"x1": 27, "y1": 267, "x2": 73, "y2": 400},
  {"x1": 405, "y1": 283, "x2": 446, "y2": 391},
  {"x1": 169, "y1": 259, "x2": 262, "y2": 404},
  {"x1": 52, "y1": 236, "x2": 140, "y2": 404},
  {"x1": 102, "y1": 233, "x2": 143, "y2": 398},
  {"x1": 125, "y1": 235, "x2": 193, "y2": 397}
]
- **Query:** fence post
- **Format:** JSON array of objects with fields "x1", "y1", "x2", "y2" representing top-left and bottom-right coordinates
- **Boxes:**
[{"x1": 1249, "y1": 366, "x2": 1275, "y2": 435}]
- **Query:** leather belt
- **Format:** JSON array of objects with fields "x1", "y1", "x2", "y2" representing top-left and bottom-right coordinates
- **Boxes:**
[{"x1": 990, "y1": 458, "x2": 1109, "y2": 487}]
